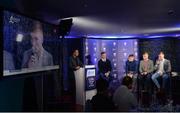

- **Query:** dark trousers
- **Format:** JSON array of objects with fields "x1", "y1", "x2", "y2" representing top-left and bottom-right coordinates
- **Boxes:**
[
  {"x1": 139, "y1": 73, "x2": 152, "y2": 95},
  {"x1": 97, "y1": 73, "x2": 113, "y2": 84}
]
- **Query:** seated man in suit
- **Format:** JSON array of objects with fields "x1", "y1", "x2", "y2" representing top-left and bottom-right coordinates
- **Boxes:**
[
  {"x1": 98, "y1": 52, "x2": 112, "y2": 83},
  {"x1": 151, "y1": 51, "x2": 171, "y2": 96},
  {"x1": 125, "y1": 54, "x2": 138, "y2": 93},
  {"x1": 139, "y1": 52, "x2": 154, "y2": 95}
]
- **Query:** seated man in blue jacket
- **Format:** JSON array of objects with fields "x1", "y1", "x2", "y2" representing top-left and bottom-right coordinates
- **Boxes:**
[{"x1": 125, "y1": 54, "x2": 138, "y2": 93}]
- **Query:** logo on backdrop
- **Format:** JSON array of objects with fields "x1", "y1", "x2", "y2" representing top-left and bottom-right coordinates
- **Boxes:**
[{"x1": 9, "y1": 16, "x2": 20, "y2": 24}]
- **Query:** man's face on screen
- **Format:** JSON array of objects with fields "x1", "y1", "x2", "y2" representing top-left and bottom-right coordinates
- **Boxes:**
[{"x1": 31, "y1": 30, "x2": 44, "y2": 52}]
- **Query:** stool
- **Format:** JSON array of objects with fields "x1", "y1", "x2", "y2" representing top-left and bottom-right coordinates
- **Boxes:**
[{"x1": 141, "y1": 90, "x2": 150, "y2": 107}]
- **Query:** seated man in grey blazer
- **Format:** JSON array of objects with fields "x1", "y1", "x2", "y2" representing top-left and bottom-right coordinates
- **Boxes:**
[
  {"x1": 139, "y1": 52, "x2": 154, "y2": 94},
  {"x1": 22, "y1": 21, "x2": 53, "y2": 68},
  {"x1": 151, "y1": 51, "x2": 171, "y2": 95}
]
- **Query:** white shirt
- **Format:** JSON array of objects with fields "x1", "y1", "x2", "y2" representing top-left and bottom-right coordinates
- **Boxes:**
[
  {"x1": 113, "y1": 85, "x2": 138, "y2": 111},
  {"x1": 101, "y1": 58, "x2": 107, "y2": 62},
  {"x1": 158, "y1": 59, "x2": 165, "y2": 73}
]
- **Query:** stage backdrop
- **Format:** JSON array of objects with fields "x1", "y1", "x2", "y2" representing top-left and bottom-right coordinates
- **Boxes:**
[{"x1": 85, "y1": 39, "x2": 138, "y2": 80}]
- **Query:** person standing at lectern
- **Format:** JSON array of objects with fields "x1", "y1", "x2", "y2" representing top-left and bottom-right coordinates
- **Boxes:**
[
  {"x1": 98, "y1": 52, "x2": 112, "y2": 83},
  {"x1": 22, "y1": 21, "x2": 53, "y2": 68},
  {"x1": 69, "y1": 49, "x2": 83, "y2": 71},
  {"x1": 68, "y1": 49, "x2": 83, "y2": 102}
]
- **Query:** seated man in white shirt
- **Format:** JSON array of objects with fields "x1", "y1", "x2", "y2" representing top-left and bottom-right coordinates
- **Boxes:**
[
  {"x1": 151, "y1": 51, "x2": 171, "y2": 96},
  {"x1": 113, "y1": 76, "x2": 138, "y2": 111}
]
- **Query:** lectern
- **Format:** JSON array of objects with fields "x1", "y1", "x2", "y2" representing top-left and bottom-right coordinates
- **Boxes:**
[{"x1": 74, "y1": 65, "x2": 97, "y2": 110}]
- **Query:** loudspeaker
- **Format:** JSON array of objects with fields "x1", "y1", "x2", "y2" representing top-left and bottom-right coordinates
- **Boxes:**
[{"x1": 58, "y1": 18, "x2": 73, "y2": 36}]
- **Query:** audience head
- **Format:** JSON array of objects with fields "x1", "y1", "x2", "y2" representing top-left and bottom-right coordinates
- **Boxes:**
[
  {"x1": 143, "y1": 52, "x2": 149, "y2": 61},
  {"x1": 101, "y1": 52, "x2": 107, "y2": 59},
  {"x1": 72, "y1": 49, "x2": 79, "y2": 57},
  {"x1": 128, "y1": 54, "x2": 135, "y2": 62},
  {"x1": 158, "y1": 51, "x2": 165, "y2": 60},
  {"x1": 122, "y1": 76, "x2": 133, "y2": 89},
  {"x1": 96, "y1": 78, "x2": 109, "y2": 93}
]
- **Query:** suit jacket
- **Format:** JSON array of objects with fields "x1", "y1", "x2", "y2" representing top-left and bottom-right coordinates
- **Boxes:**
[
  {"x1": 98, "y1": 59, "x2": 112, "y2": 74},
  {"x1": 22, "y1": 48, "x2": 53, "y2": 68},
  {"x1": 69, "y1": 56, "x2": 83, "y2": 71},
  {"x1": 154, "y1": 59, "x2": 171, "y2": 74},
  {"x1": 139, "y1": 59, "x2": 154, "y2": 74}
]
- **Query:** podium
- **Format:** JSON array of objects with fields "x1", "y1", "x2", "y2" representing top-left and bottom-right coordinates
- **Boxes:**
[
  {"x1": 74, "y1": 68, "x2": 85, "y2": 106},
  {"x1": 74, "y1": 65, "x2": 97, "y2": 109}
]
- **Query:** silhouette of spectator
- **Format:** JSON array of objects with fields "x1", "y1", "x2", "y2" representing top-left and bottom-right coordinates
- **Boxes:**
[
  {"x1": 91, "y1": 78, "x2": 115, "y2": 111},
  {"x1": 113, "y1": 76, "x2": 138, "y2": 111}
]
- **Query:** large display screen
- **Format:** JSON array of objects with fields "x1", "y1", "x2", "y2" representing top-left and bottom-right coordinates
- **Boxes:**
[{"x1": 3, "y1": 10, "x2": 61, "y2": 75}]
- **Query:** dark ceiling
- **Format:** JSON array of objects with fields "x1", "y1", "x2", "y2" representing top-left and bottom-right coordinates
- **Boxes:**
[{"x1": 1, "y1": 0, "x2": 180, "y2": 36}]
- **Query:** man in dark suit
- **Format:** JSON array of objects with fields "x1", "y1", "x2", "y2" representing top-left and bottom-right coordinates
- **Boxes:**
[
  {"x1": 98, "y1": 52, "x2": 112, "y2": 83},
  {"x1": 151, "y1": 52, "x2": 171, "y2": 95},
  {"x1": 69, "y1": 49, "x2": 83, "y2": 71}
]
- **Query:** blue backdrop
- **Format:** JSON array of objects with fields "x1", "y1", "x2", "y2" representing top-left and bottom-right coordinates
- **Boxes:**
[{"x1": 85, "y1": 39, "x2": 139, "y2": 80}]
